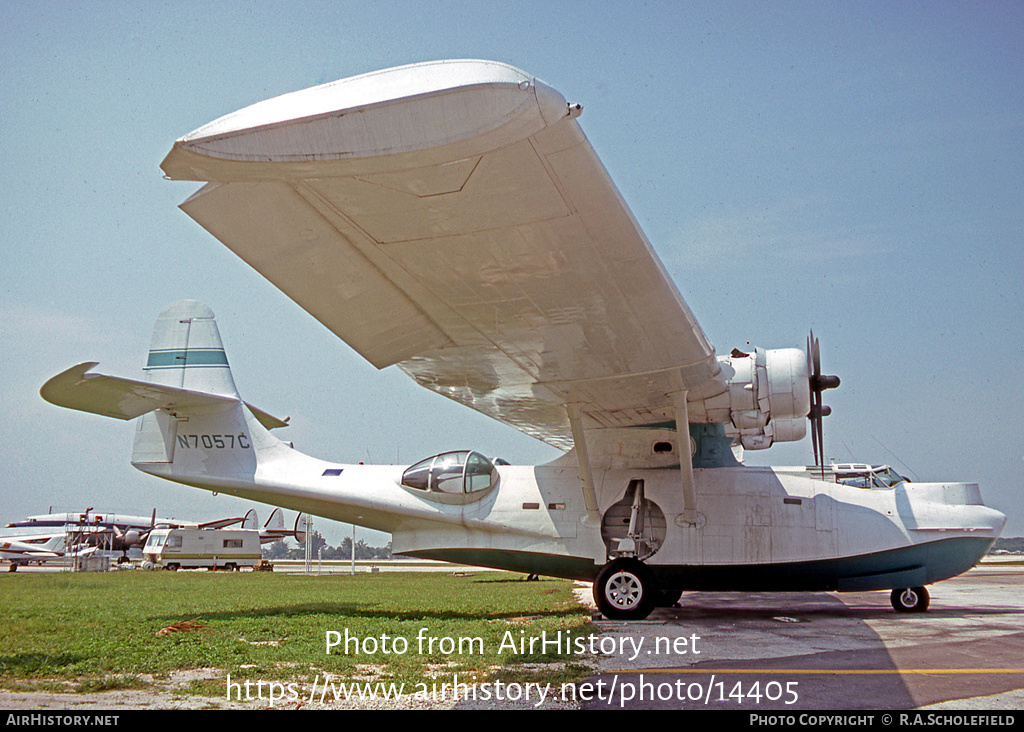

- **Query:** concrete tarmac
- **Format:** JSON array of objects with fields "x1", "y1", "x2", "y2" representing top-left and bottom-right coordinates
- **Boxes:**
[{"x1": 580, "y1": 561, "x2": 1023, "y2": 711}]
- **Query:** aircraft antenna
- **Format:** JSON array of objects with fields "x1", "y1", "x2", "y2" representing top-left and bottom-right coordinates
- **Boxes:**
[{"x1": 870, "y1": 434, "x2": 921, "y2": 482}]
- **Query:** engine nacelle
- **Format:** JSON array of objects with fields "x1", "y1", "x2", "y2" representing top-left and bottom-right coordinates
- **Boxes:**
[
  {"x1": 691, "y1": 347, "x2": 810, "y2": 450},
  {"x1": 732, "y1": 416, "x2": 808, "y2": 450},
  {"x1": 121, "y1": 530, "x2": 141, "y2": 546}
]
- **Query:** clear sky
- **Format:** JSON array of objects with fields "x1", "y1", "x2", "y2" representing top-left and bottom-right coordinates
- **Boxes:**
[{"x1": 2, "y1": 1, "x2": 1022, "y2": 544}]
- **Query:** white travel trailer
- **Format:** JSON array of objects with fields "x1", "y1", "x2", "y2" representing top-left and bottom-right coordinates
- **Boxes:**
[{"x1": 143, "y1": 527, "x2": 261, "y2": 571}]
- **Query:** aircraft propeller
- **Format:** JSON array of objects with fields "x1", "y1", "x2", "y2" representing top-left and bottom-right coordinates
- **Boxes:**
[{"x1": 807, "y1": 332, "x2": 840, "y2": 469}]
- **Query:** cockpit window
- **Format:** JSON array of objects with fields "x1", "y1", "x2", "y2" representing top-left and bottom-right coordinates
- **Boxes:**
[
  {"x1": 874, "y1": 467, "x2": 908, "y2": 486},
  {"x1": 402, "y1": 451, "x2": 496, "y2": 494},
  {"x1": 466, "y1": 452, "x2": 494, "y2": 492},
  {"x1": 834, "y1": 464, "x2": 907, "y2": 489}
]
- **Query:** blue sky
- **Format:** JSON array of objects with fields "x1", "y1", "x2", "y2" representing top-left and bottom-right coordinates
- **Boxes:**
[{"x1": 2, "y1": 1, "x2": 1022, "y2": 543}]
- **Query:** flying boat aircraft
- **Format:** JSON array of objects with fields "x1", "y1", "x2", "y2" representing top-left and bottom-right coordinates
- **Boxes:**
[{"x1": 41, "y1": 60, "x2": 1004, "y2": 618}]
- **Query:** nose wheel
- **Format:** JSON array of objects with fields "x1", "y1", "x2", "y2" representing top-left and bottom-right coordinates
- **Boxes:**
[
  {"x1": 890, "y1": 586, "x2": 930, "y2": 613},
  {"x1": 593, "y1": 558, "x2": 657, "y2": 620}
]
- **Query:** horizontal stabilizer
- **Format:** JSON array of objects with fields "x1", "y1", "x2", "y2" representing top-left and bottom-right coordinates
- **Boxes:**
[
  {"x1": 40, "y1": 362, "x2": 288, "y2": 429},
  {"x1": 244, "y1": 402, "x2": 290, "y2": 430}
]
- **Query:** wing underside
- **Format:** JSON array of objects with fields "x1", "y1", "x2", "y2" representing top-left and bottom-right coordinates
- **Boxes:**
[{"x1": 161, "y1": 60, "x2": 725, "y2": 450}]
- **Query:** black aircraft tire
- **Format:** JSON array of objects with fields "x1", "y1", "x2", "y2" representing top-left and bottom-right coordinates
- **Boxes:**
[
  {"x1": 593, "y1": 558, "x2": 656, "y2": 620},
  {"x1": 890, "y1": 586, "x2": 930, "y2": 613}
]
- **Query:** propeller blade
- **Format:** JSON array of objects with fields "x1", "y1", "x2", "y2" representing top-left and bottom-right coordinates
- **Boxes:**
[
  {"x1": 806, "y1": 331, "x2": 839, "y2": 469},
  {"x1": 813, "y1": 333, "x2": 821, "y2": 377},
  {"x1": 816, "y1": 400, "x2": 825, "y2": 469}
]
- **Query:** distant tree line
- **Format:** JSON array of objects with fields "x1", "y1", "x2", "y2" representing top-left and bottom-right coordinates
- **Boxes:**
[{"x1": 262, "y1": 530, "x2": 392, "y2": 560}]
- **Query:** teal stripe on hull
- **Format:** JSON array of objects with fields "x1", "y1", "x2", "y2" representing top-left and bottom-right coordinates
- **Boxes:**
[
  {"x1": 146, "y1": 349, "x2": 229, "y2": 368},
  {"x1": 403, "y1": 536, "x2": 995, "y2": 590}
]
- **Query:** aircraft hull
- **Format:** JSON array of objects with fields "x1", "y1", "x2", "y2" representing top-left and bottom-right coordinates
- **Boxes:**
[
  {"x1": 115, "y1": 348, "x2": 1004, "y2": 602},
  {"x1": 399, "y1": 535, "x2": 996, "y2": 591},
  {"x1": 138, "y1": 426, "x2": 1005, "y2": 597}
]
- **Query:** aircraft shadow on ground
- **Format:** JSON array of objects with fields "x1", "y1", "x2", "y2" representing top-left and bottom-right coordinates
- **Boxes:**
[{"x1": 577, "y1": 592, "x2": 921, "y2": 710}]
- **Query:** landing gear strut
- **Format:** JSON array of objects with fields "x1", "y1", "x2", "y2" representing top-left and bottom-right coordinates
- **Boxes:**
[
  {"x1": 593, "y1": 558, "x2": 656, "y2": 620},
  {"x1": 890, "y1": 586, "x2": 930, "y2": 613}
]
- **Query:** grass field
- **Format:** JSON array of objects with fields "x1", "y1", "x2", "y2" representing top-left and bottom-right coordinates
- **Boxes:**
[{"x1": 0, "y1": 569, "x2": 595, "y2": 700}]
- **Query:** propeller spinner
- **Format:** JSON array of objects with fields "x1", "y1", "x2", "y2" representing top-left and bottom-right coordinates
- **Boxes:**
[{"x1": 807, "y1": 332, "x2": 840, "y2": 468}]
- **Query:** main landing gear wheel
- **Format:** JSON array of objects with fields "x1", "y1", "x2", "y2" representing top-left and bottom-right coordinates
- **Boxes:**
[
  {"x1": 890, "y1": 586, "x2": 930, "y2": 613},
  {"x1": 593, "y1": 558, "x2": 656, "y2": 620}
]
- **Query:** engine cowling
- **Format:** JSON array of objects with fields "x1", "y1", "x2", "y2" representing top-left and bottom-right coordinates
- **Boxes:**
[
  {"x1": 690, "y1": 347, "x2": 810, "y2": 449},
  {"x1": 121, "y1": 530, "x2": 141, "y2": 546}
]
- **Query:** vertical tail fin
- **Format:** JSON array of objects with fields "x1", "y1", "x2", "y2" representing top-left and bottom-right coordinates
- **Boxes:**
[
  {"x1": 133, "y1": 301, "x2": 251, "y2": 468},
  {"x1": 144, "y1": 300, "x2": 239, "y2": 397}
]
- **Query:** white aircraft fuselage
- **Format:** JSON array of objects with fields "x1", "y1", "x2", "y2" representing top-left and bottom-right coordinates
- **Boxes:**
[{"x1": 135, "y1": 400, "x2": 1004, "y2": 595}]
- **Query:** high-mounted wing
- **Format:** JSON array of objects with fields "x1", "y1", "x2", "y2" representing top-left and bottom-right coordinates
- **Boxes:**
[{"x1": 161, "y1": 60, "x2": 778, "y2": 451}]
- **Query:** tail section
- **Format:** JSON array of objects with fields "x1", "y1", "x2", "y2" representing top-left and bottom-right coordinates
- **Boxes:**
[
  {"x1": 41, "y1": 300, "x2": 291, "y2": 489},
  {"x1": 132, "y1": 302, "x2": 277, "y2": 485},
  {"x1": 133, "y1": 300, "x2": 241, "y2": 466}
]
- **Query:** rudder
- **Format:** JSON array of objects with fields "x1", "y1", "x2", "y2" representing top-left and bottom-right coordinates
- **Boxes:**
[{"x1": 133, "y1": 301, "x2": 245, "y2": 466}]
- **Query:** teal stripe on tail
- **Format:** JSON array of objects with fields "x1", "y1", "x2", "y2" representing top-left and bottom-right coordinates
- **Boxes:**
[{"x1": 144, "y1": 301, "x2": 239, "y2": 398}]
